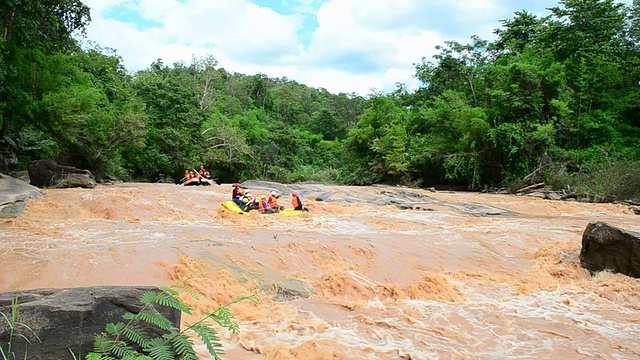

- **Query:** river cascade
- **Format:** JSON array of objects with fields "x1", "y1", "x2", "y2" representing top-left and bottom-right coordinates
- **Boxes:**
[{"x1": 1, "y1": 183, "x2": 639, "y2": 359}]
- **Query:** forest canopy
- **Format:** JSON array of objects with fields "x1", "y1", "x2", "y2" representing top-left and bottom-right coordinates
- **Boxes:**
[{"x1": 1, "y1": 0, "x2": 639, "y2": 201}]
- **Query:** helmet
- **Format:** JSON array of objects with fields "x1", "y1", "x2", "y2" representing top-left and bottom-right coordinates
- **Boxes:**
[
  {"x1": 260, "y1": 195, "x2": 267, "y2": 199},
  {"x1": 292, "y1": 192, "x2": 297, "y2": 197},
  {"x1": 245, "y1": 190, "x2": 251, "y2": 194},
  {"x1": 234, "y1": 183, "x2": 240, "y2": 187},
  {"x1": 270, "y1": 190, "x2": 277, "y2": 196}
]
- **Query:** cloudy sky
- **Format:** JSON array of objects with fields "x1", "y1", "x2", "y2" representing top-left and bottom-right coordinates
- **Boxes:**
[{"x1": 81, "y1": 0, "x2": 633, "y2": 95}]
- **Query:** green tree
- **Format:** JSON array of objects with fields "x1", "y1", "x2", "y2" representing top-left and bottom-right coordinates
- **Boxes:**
[{"x1": 131, "y1": 60, "x2": 206, "y2": 181}]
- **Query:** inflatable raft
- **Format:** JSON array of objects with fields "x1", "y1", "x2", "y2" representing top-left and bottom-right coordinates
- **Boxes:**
[
  {"x1": 221, "y1": 200, "x2": 304, "y2": 216},
  {"x1": 183, "y1": 178, "x2": 212, "y2": 186}
]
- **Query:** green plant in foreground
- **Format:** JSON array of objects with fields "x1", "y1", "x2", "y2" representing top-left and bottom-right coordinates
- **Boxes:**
[
  {"x1": 0, "y1": 294, "x2": 41, "y2": 360},
  {"x1": 88, "y1": 283, "x2": 256, "y2": 360}
]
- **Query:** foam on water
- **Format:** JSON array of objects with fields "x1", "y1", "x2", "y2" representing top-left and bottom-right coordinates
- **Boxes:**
[{"x1": 2, "y1": 183, "x2": 640, "y2": 359}]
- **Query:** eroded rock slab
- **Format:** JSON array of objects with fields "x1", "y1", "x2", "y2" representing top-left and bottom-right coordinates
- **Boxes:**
[
  {"x1": 315, "y1": 188, "x2": 437, "y2": 210},
  {"x1": 0, "y1": 173, "x2": 44, "y2": 218},
  {"x1": 580, "y1": 221, "x2": 640, "y2": 278}
]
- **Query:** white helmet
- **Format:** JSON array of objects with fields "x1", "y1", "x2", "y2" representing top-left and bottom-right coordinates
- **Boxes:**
[{"x1": 270, "y1": 190, "x2": 278, "y2": 195}]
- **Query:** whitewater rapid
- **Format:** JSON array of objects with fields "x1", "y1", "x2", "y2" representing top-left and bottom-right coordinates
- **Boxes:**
[{"x1": 1, "y1": 183, "x2": 638, "y2": 359}]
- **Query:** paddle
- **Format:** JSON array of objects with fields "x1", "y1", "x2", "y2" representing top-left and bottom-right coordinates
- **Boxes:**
[{"x1": 192, "y1": 168, "x2": 209, "y2": 185}]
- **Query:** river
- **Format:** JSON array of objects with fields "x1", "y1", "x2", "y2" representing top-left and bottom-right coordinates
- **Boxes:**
[{"x1": 1, "y1": 183, "x2": 639, "y2": 359}]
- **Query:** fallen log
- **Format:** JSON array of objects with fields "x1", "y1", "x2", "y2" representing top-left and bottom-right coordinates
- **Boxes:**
[{"x1": 515, "y1": 182, "x2": 545, "y2": 194}]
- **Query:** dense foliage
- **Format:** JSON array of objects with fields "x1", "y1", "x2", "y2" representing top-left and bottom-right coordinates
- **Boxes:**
[{"x1": 1, "y1": 0, "x2": 639, "y2": 200}]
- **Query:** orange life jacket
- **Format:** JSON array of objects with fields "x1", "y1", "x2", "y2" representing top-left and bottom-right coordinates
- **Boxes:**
[
  {"x1": 259, "y1": 199, "x2": 268, "y2": 212},
  {"x1": 291, "y1": 196, "x2": 301, "y2": 209},
  {"x1": 268, "y1": 195, "x2": 278, "y2": 208}
]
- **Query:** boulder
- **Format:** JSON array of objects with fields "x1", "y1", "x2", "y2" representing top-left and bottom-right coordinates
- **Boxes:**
[
  {"x1": 527, "y1": 191, "x2": 547, "y2": 199},
  {"x1": 28, "y1": 160, "x2": 96, "y2": 189},
  {"x1": 545, "y1": 192, "x2": 564, "y2": 201},
  {"x1": 580, "y1": 222, "x2": 640, "y2": 278},
  {"x1": 0, "y1": 286, "x2": 181, "y2": 360},
  {"x1": 0, "y1": 173, "x2": 44, "y2": 218}
]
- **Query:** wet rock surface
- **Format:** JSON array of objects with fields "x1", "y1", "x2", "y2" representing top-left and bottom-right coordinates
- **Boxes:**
[
  {"x1": 240, "y1": 180, "x2": 294, "y2": 196},
  {"x1": 0, "y1": 286, "x2": 180, "y2": 360},
  {"x1": 28, "y1": 160, "x2": 96, "y2": 189},
  {"x1": 315, "y1": 187, "x2": 438, "y2": 209},
  {"x1": 0, "y1": 173, "x2": 44, "y2": 218},
  {"x1": 580, "y1": 221, "x2": 640, "y2": 278},
  {"x1": 267, "y1": 279, "x2": 316, "y2": 302}
]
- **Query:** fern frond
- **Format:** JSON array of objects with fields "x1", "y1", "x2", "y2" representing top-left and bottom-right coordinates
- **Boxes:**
[
  {"x1": 121, "y1": 312, "x2": 136, "y2": 321},
  {"x1": 157, "y1": 285, "x2": 179, "y2": 296},
  {"x1": 93, "y1": 334, "x2": 113, "y2": 354},
  {"x1": 205, "y1": 307, "x2": 240, "y2": 333},
  {"x1": 233, "y1": 294, "x2": 259, "y2": 305},
  {"x1": 105, "y1": 322, "x2": 125, "y2": 336},
  {"x1": 109, "y1": 340, "x2": 138, "y2": 358},
  {"x1": 140, "y1": 291, "x2": 160, "y2": 305},
  {"x1": 168, "y1": 333, "x2": 197, "y2": 359},
  {"x1": 191, "y1": 324, "x2": 224, "y2": 359},
  {"x1": 86, "y1": 353, "x2": 118, "y2": 360},
  {"x1": 135, "y1": 309, "x2": 176, "y2": 331},
  {"x1": 152, "y1": 293, "x2": 192, "y2": 315},
  {"x1": 168, "y1": 281, "x2": 200, "y2": 301},
  {"x1": 145, "y1": 338, "x2": 174, "y2": 360},
  {"x1": 85, "y1": 353, "x2": 106, "y2": 360},
  {"x1": 121, "y1": 324, "x2": 152, "y2": 349},
  {"x1": 227, "y1": 321, "x2": 240, "y2": 334},
  {"x1": 124, "y1": 355, "x2": 152, "y2": 360}
]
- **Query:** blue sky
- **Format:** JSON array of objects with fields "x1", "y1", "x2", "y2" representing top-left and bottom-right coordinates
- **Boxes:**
[{"x1": 82, "y1": 0, "x2": 633, "y2": 95}]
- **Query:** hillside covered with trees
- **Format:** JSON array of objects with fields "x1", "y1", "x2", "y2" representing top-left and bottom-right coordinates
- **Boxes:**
[{"x1": 1, "y1": 0, "x2": 639, "y2": 201}]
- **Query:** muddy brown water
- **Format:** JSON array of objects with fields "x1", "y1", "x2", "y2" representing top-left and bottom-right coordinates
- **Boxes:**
[{"x1": 1, "y1": 183, "x2": 639, "y2": 359}]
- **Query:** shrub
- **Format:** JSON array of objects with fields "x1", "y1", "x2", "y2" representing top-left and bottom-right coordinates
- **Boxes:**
[
  {"x1": 85, "y1": 284, "x2": 255, "y2": 360},
  {"x1": 543, "y1": 157, "x2": 640, "y2": 202}
]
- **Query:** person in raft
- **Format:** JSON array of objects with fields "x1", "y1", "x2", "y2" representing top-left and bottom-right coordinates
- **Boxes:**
[
  {"x1": 178, "y1": 170, "x2": 191, "y2": 184},
  {"x1": 199, "y1": 165, "x2": 211, "y2": 178},
  {"x1": 268, "y1": 190, "x2": 285, "y2": 212},
  {"x1": 258, "y1": 195, "x2": 277, "y2": 214},
  {"x1": 241, "y1": 190, "x2": 258, "y2": 211},
  {"x1": 291, "y1": 191, "x2": 308, "y2": 211},
  {"x1": 232, "y1": 183, "x2": 244, "y2": 206}
]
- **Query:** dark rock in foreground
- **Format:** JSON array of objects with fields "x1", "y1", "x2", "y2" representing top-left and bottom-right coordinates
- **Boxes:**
[
  {"x1": 0, "y1": 286, "x2": 180, "y2": 360},
  {"x1": 580, "y1": 221, "x2": 640, "y2": 278},
  {"x1": 0, "y1": 173, "x2": 44, "y2": 218},
  {"x1": 28, "y1": 160, "x2": 96, "y2": 189}
]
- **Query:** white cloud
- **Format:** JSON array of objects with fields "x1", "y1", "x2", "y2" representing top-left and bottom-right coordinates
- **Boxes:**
[{"x1": 83, "y1": 0, "x2": 632, "y2": 96}]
